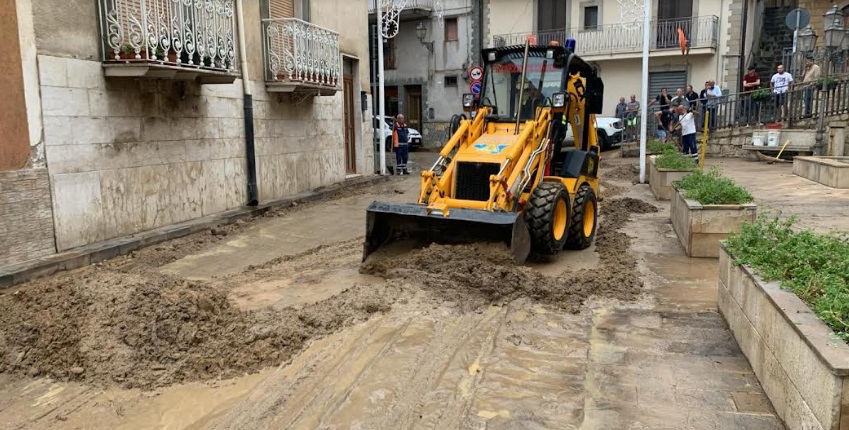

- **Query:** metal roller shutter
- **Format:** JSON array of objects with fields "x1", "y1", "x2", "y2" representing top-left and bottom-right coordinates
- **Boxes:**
[
  {"x1": 269, "y1": 0, "x2": 295, "y2": 18},
  {"x1": 648, "y1": 71, "x2": 688, "y2": 99}
]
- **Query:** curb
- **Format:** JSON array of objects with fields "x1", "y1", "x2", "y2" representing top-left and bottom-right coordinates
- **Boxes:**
[{"x1": 0, "y1": 174, "x2": 392, "y2": 289}]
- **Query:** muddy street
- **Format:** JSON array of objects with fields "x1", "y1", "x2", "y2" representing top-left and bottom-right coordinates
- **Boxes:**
[{"x1": 0, "y1": 153, "x2": 782, "y2": 430}]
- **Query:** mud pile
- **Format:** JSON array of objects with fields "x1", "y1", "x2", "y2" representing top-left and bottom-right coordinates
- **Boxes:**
[
  {"x1": 0, "y1": 271, "x2": 397, "y2": 389},
  {"x1": 362, "y1": 197, "x2": 658, "y2": 312},
  {"x1": 604, "y1": 164, "x2": 639, "y2": 182}
]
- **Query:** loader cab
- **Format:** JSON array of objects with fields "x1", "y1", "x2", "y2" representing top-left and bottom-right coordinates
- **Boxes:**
[{"x1": 474, "y1": 46, "x2": 569, "y2": 122}]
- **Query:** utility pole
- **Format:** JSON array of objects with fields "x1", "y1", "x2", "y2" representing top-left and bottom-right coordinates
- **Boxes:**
[
  {"x1": 376, "y1": 0, "x2": 387, "y2": 176},
  {"x1": 639, "y1": 0, "x2": 650, "y2": 183}
]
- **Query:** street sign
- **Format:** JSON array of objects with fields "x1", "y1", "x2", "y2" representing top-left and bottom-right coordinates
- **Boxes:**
[
  {"x1": 468, "y1": 66, "x2": 483, "y2": 82},
  {"x1": 470, "y1": 82, "x2": 482, "y2": 95},
  {"x1": 785, "y1": 8, "x2": 810, "y2": 30},
  {"x1": 786, "y1": 8, "x2": 810, "y2": 54}
]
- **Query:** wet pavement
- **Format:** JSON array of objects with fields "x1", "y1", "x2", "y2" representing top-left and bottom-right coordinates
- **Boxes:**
[{"x1": 5, "y1": 151, "x2": 844, "y2": 429}]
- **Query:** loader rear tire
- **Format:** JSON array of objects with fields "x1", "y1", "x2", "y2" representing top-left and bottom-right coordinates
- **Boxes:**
[
  {"x1": 526, "y1": 182, "x2": 570, "y2": 255},
  {"x1": 565, "y1": 183, "x2": 598, "y2": 250}
]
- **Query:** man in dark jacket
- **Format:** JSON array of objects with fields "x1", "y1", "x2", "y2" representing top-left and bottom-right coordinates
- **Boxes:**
[{"x1": 394, "y1": 114, "x2": 410, "y2": 175}]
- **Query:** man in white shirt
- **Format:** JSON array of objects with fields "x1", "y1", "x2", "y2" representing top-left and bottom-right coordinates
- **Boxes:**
[
  {"x1": 770, "y1": 64, "x2": 793, "y2": 121},
  {"x1": 675, "y1": 104, "x2": 699, "y2": 162}
]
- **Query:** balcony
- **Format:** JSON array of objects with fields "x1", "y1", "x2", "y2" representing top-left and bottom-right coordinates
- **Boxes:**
[
  {"x1": 492, "y1": 15, "x2": 719, "y2": 61},
  {"x1": 97, "y1": 0, "x2": 240, "y2": 84},
  {"x1": 367, "y1": 0, "x2": 433, "y2": 21},
  {"x1": 262, "y1": 18, "x2": 340, "y2": 95}
]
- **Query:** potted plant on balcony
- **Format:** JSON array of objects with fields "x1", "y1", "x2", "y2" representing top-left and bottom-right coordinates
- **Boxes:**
[{"x1": 816, "y1": 75, "x2": 838, "y2": 91}]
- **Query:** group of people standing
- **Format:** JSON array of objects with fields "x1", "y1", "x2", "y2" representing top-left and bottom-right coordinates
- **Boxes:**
[{"x1": 615, "y1": 82, "x2": 722, "y2": 161}]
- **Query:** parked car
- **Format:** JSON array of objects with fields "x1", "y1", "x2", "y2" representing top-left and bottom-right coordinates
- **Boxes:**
[
  {"x1": 562, "y1": 116, "x2": 624, "y2": 150},
  {"x1": 373, "y1": 116, "x2": 423, "y2": 149}
]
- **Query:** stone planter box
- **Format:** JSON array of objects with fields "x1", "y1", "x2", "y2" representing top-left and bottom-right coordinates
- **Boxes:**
[
  {"x1": 794, "y1": 156, "x2": 849, "y2": 189},
  {"x1": 670, "y1": 189, "x2": 756, "y2": 258},
  {"x1": 718, "y1": 245, "x2": 849, "y2": 430},
  {"x1": 648, "y1": 155, "x2": 694, "y2": 200}
]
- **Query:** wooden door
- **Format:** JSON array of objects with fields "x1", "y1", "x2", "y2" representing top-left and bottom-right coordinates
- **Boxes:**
[
  {"x1": 343, "y1": 73, "x2": 356, "y2": 174},
  {"x1": 405, "y1": 87, "x2": 422, "y2": 132}
]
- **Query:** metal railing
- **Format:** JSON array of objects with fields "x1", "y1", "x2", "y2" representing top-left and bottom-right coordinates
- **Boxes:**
[
  {"x1": 706, "y1": 76, "x2": 849, "y2": 130},
  {"x1": 492, "y1": 16, "x2": 719, "y2": 55},
  {"x1": 368, "y1": 0, "x2": 433, "y2": 14},
  {"x1": 612, "y1": 76, "x2": 849, "y2": 145},
  {"x1": 98, "y1": 0, "x2": 239, "y2": 73},
  {"x1": 263, "y1": 18, "x2": 340, "y2": 88}
]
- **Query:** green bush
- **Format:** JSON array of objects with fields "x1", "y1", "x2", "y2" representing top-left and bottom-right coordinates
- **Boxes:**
[
  {"x1": 654, "y1": 147, "x2": 697, "y2": 170},
  {"x1": 673, "y1": 167, "x2": 753, "y2": 205},
  {"x1": 725, "y1": 215, "x2": 849, "y2": 342},
  {"x1": 648, "y1": 140, "x2": 675, "y2": 154}
]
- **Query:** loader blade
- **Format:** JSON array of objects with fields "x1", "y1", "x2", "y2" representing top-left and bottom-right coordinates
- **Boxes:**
[{"x1": 364, "y1": 201, "x2": 531, "y2": 265}]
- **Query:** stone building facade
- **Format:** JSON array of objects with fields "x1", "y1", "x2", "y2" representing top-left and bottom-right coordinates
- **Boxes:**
[
  {"x1": 0, "y1": 0, "x2": 372, "y2": 268},
  {"x1": 369, "y1": 0, "x2": 482, "y2": 148}
]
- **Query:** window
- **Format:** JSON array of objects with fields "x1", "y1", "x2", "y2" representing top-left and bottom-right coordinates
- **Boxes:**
[
  {"x1": 383, "y1": 37, "x2": 396, "y2": 70},
  {"x1": 583, "y1": 5, "x2": 599, "y2": 30},
  {"x1": 537, "y1": 0, "x2": 567, "y2": 32},
  {"x1": 444, "y1": 76, "x2": 458, "y2": 87},
  {"x1": 445, "y1": 18, "x2": 458, "y2": 42}
]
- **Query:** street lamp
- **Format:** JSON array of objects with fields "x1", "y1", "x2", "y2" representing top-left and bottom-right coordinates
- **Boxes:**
[
  {"x1": 797, "y1": 25, "x2": 817, "y2": 53},
  {"x1": 416, "y1": 22, "x2": 434, "y2": 52},
  {"x1": 808, "y1": 5, "x2": 846, "y2": 156}
]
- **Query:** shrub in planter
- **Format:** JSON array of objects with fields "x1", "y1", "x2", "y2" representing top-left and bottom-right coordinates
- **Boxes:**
[
  {"x1": 720, "y1": 215, "x2": 849, "y2": 430},
  {"x1": 670, "y1": 168, "x2": 756, "y2": 257},
  {"x1": 647, "y1": 139, "x2": 675, "y2": 155},
  {"x1": 655, "y1": 147, "x2": 697, "y2": 170},
  {"x1": 725, "y1": 215, "x2": 849, "y2": 342},
  {"x1": 673, "y1": 167, "x2": 753, "y2": 205},
  {"x1": 649, "y1": 147, "x2": 697, "y2": 200}
]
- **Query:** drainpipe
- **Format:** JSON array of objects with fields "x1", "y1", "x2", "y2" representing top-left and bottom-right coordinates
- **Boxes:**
[
  {"x1": 235, "y1": 0, "x2": 259, "y2": 206},
  {"x1": 737, "y1": 0, "x2": 750, "y2": 92}
]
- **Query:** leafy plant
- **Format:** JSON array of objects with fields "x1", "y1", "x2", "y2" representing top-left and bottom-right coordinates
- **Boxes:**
[
  {"x1": 654, "y1": 147, "x2": 697, "y2": 170},
  {"x1": 648, "y1": 140, "x2": 675, "y2": 154},
  {"x1": 751, "y1": 88, "x2": 771, "y2": 102},
  {"x1": 673, "y1": 167, "x2": 753, "y2": 205},
  {"x1": 725, "y1": 214, "x2": 849, "y2": 342}
]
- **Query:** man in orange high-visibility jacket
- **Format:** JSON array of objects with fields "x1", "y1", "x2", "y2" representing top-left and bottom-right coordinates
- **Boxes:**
[{"x1": 393, "y1": 114, "x2": 410, "y2": 175}]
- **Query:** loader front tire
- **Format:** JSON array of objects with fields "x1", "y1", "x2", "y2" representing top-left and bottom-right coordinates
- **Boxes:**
[
  {"x1": 526, "y1": 182, "x2": 570, "y2": 255},
  {"x1": 565, "y1": 183, "x2": 598, "y2": 250}
]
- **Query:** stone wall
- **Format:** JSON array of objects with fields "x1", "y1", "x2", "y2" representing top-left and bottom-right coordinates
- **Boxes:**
[
  {"x1": 0, "y1": 169, "x2": 55, "y2": 267},
  {"x1": 38, "y1": 54, "x2": 355, "y2": 252},
  {"x1": 423, "y1": 121, "x2": 452, "y2": 148}
]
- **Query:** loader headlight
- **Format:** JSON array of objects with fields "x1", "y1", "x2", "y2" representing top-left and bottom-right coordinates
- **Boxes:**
[
  {"x1": 487, "y1": 52, "x2": 496, "y2": 62},
  {"x1": 462, "y1": 93, "x2": 475, "y2": 108},
  {"x1": 552, "y1": 92, "x2": 566, "y2": 108}
]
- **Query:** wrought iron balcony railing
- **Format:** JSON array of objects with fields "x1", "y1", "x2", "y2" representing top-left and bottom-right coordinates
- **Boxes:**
[
  {"x1": 97, "y1": 0, "x2": 239, "y2": 81},
  {"x1": 367, "y1": 0, "x2": 433, "y2": 15},
  {"x1": 492, "y1": 15, "x2": 719, "y2": 57},
  {"x1": 263, "y1": 18, "x2": 340, "y2": 94}
]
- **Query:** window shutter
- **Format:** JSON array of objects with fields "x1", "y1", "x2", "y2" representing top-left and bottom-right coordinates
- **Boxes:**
[{"x1": 269, "y1": 0, "x2": 295, "y2": 18}]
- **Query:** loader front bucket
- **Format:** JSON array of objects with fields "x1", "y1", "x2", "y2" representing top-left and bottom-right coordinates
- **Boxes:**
[{"x1": 363, "y1": 201, "x2": 531, "y2": 264}]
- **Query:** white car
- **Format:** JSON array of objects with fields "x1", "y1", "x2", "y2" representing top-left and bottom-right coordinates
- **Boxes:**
[
  {"x1": 563, "y1": 116, "x2": 624, "y2": 150},
  {"x1": 374, "y1": 116, "x2": 423, "y2": 149}
]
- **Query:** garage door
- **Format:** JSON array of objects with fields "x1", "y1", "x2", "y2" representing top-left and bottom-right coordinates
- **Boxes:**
[{"x1": 648, "y1": 71, "x2": 687, "y2": 99}]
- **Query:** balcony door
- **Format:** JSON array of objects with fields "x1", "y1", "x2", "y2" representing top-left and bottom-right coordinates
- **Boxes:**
[
  {"x1": 537, "y1": 0, "x2": 568, "y2": 33},
  {"x1": 656, "y1": 0, "x2": 693, "y2": 49}
]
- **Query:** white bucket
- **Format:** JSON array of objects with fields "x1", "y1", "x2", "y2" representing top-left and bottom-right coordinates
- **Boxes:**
[
  {"x1": 752, "y1": 135, "x2": 764, "y2": 146},
  {"x1": 767, "y1": 130, "x2": 780, "y2": 147}
]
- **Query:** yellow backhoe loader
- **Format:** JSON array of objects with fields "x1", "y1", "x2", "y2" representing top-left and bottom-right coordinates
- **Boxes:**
[{"x1": 364, "y1": 40, "x2": 604, "y2": 264}]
